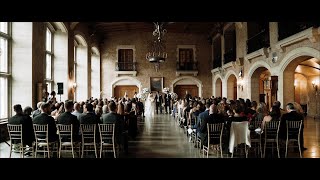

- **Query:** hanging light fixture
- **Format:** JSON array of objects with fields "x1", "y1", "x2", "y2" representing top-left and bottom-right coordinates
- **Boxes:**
[{"x1": 146, "y1": 22, "x2": 168, "y2": 72}]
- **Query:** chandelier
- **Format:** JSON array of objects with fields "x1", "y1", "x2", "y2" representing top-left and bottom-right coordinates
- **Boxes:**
[{"x1": 146, "y1": 22, "x2": 168, "y2": 71}]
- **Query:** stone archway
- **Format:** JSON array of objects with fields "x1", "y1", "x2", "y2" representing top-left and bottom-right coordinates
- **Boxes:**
[
  {"x1": 109, "y1": 76, "x2": 142, "y2": 98},
  {"x1": 171, "y1": 76, "x2": 203, "y2": 98},
  {"x1": 213, "y1": 74, "x2": 223, "y2": 98},
  {"x1": 278, "y1": 47, "x2": 320, "y2": 116},
  {"x1": 247, "y1": 61, "x2": 273, "y2": 104},
  {"x1": 224, "y1": 70, "x2": 238, "y2": 101},
  {"x1": 249, "y1": 67, "x2": 271, "y2": 108}
]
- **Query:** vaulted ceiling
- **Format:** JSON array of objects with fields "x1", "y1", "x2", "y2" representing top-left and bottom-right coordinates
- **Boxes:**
[{"x1": 81, "y1": 22, "x2": 226, "y2": 41}]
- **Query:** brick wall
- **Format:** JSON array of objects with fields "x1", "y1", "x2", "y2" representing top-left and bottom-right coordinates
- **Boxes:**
[{"x1": 101, "y1": 32, "x2": 212, "y2": 98}]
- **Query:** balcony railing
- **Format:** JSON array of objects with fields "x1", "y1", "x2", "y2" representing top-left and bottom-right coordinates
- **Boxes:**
[
  {"x1": 176, "y1": 62, "x2": 198, "y2": 71},
  {"x1": 246, "y1": 29, "x2": 270, "y2": 54},
  {"x1": 278, "y1": 22, "x2": 320, "y2": 41},
  {"x1": 213, "y1": 55, "x2": 222, "y2": 69},
  {"x1": 115, "y1": 62, "x2": 136, "y2": 71},
  {"x1": 224, "y1": 48, "x2": 236, "y2": 64}
]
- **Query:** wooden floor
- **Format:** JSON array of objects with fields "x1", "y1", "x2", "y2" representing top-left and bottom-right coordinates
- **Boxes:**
[{"x1": 1, "y1": 114, "x2": 319, "y2": 158}]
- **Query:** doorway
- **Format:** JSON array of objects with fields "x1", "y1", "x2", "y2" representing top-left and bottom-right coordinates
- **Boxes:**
[{"x1": 114, "y1": 85, "x2": 138, "y2": 99}]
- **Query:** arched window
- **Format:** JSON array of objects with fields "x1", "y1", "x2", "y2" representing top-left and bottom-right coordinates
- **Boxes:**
[
  {"x1": 74, "y1": 34, "x2": 88, "y2": 102},
  {"x1": 91, "y1": 47, "x2": 100, "y2": 98},
  {"x1": 50, "y1": 22, "x2": 68, "y2": 101},
  {"x1": 0, "y1": 22, "x2": 10, "y2": 121},
  {"x1": 45, "y1": 27, "x2": 53, "y2": 93}
]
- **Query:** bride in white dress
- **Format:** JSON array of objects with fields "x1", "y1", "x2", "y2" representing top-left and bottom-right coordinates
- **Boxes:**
[{"x1": 144, "y1": 92, "x2": 156, "y2": 117}]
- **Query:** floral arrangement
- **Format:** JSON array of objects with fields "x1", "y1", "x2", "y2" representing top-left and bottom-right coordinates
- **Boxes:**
[
  {"x1": 136, "y1": 88, "x2": 150, "y2": 101},
  {"x1": 162, "y1": 87, "x2": 170, "y2": 93},
  {"x1": 137, "y1": 92, "x2": 147, "y2": 101},
  {"x1": 169, "y1": 92, "x2": 178, "y2": 100},
  {"x1": 142, "y1": 88, "x2": 150, "y2": 94}
]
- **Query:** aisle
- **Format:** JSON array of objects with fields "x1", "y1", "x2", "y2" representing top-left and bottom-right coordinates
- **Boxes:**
[{"x1": 126, "y1": 113, "x2": 200, "y2": 158}]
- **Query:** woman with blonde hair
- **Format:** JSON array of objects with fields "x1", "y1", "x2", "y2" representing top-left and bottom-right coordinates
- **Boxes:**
[
  {"x1": 254, "y1": 102, "x2": 268, "y2": 122},
  {"x1": 117, "y1": 102, "x2": 125, "y2": 116}
]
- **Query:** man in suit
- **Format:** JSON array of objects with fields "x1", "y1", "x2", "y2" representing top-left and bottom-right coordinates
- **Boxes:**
[
  {"x1": 101, "y1": 102, "x2": 123, "y2": 147},
  {"x1": 155, "y1": 91, "x2": 163, "y2": 114},
  {"x1": 164, "y1": 92, "x2": 171, "y2": 114},
  {"x1": 33, "y1": 102, "x2": 58, "y2": 142},
  {"x1": 80, "y1": 103, "x2": 101, "y2": 142},
  {"x1": 200, "y1": 104, "x2": 224, "y2": 147},
  {"x1": 9, "y1": 104, "x2": 35, "y2": 155},
  {"x1": 72, "y1": 102, "x2": 83, "y2": 121},
  {"x1": 57, "y1": 100, "x2": 80, "y2": 142},
  {"x1": 79, "y1": 103, "x2": 101, "y2": 124},
  {"x1": 279, "y1": 103, "x2": 306, "y2": 151},
  {"x1": 32, "y1": 102, "x2": 43, "y2": 119},
  {"x1": 197, "y1": 102, "x2": 211, "y2": 147},
  {"x1": 185, "y1": 90, "x2": 192, "y2": 103}
]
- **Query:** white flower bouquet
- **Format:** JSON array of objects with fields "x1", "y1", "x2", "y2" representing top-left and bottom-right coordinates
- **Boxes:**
[
  {"x1": 162, "y1": 87, "x2": 170, "y2": 93},
  {"x1": 137, "y1": 92, "x2": 147, "y2": 101},
  {"x1": 169, "y1": 92, "x2": 178, "y2": 100},
  {"x1": 142, "y1": 88, "x2": 150, "y2": 94}
]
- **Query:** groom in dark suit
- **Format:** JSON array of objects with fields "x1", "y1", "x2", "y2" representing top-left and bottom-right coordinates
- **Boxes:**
[
  {"x1": 164, "y1": 92, "x2": 171, "y2": 114},
  {"x1": 155, "y1": 91, "x2": 163, "y2": 114}
]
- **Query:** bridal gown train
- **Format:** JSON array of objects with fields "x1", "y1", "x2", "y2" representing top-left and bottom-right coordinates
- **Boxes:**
[{"x1": 144, "y1": 93, "x2": 156, "y2": 117}]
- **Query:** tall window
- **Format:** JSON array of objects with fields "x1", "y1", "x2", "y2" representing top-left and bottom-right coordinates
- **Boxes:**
[
  {"x1": 45, "y1": 27, "x2": 53, "y2": 93},
  {"x1": 74, "y1": 42, "x2": 77, "y2": 101},
  {"x1": 178, "y1": 48, "x2": 194, "y2": 70},
  {"x1": 0, "y1": 22, "x2": 10, "y2": 121},
  {"x1": 118, "y1": 49, "x2": 133, "y2": 71},
  {"x1": 91, "y1": 48, "x2": 100, "y2": 98},
  {"x1": 74, "y1": 35, "x2": 88, "y2": 102},
  {"x1": 213, "y1": 36, "x2": 222, "y2": 68}
]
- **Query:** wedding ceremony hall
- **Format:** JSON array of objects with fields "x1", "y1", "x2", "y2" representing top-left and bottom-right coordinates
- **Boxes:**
[{"x1": 0, "y1": 22, "x2": 319, "y2": 158}]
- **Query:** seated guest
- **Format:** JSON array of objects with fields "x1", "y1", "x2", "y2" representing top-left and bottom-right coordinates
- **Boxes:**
[
  {"x1": 253, "y1": 102, "x2": 268, "y2": 122},
  {"x1": 261, "y1": 105, "x2": 281, "y2": 130},
  {"x1": 9, "y1": 104, "x2": 35, "y2": 154},
  {"x1": 200, "y1": 104, "x2": 224, "y2": 146},
  {"x1": 33, "y1": 103, "x2": 58, "y2": 142},
  {"x1": 80, "y1": 103, "x2": 101, "y2": 142},
  {"x1": 273, "y1": 101, "x2": 286, "y2": 117},
  {"x1": 32, "y1": 102, "x2": 43, "y2": 119},
  {"x1": 79, "y1": 103, "x2": 101, "y2": 124},
  {"x1": 95, "y1": 106, "x2": 102, "y2": 119},
  {"x1": 72, "y1": 102, "x2": 83, "y2": 121},
  {"x1": 196, "y1": 102, "x2": 211, "y2": 147},
  {"x1": 23, "y1": 106, "x2": 33, "y2": 117},
  {"x1": 57, "y1": 100, "x2": 80, "y2": 142},
  {"x1": 279, "y1": 102, "x2": 306, "y2": 150},
  {"x1": 101, "y1": 102, "x2": 124, "y2": 148},
  {"x1": 125, "y1": 103, "x2": 137, "y2": 141},
  {"x1": 227, "y1": 107, "x2": 248, "y2": 123},
  {"x1": 52, "y1": 102, "x2": 65, "y2": 120}
]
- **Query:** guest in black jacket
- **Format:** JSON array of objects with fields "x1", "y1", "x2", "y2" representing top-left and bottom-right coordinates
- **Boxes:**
[
  {"x1": 279, "y1": 103, "x2": 305, "y2": 150},
  {"x1": 9, "y1": 104, "x2": 35, "y2": 147},
  {"x1": 80, "y1": 103, "x2": 101, "y2": 124},
  {"x1": 80, "y1": 103, "x2": 101, "y2": 142},
  {"x1": 33, "y1": 103, "x2": 58, "y2": 142},
  {"x1": 200, "y1": 104, "x2": 224, "y2": 146},
  {"x1": 56, "y1": 100, "x2": 80, "y2": 142}
]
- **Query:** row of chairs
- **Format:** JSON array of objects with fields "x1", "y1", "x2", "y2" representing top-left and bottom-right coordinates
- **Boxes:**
[
  {"x1": 7, "y1": 123, "x2": 117, "y2": 158},
  {"x1": 202, "y1": 120, "x2": 303, "y2": 158}
]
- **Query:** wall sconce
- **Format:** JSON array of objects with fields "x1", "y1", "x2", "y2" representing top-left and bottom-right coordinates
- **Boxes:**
[
  {"x1": 238, "y1": 77, "x2": 244, "y2": 91},
  {"x1": 312, "y1": 80, "x2": 318, "y2": 92},
  {"x1": 72, "y1": 82, "x2": 77, "y2": 89}
]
